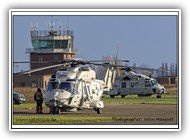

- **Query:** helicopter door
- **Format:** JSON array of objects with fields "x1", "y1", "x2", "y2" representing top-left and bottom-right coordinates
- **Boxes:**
[
  {"x1": 69, "y1": 81, "x2": 89, "y2": 107},
  {"x1": 143, "y1": 80, "x2": 152, "y2": 94},
  {"x1": 129, "y1": 81, "x2": 140, "y2": 95},
  {"x1": 69, "y1": 82, "x2": 81, "y2": 107},
  {"x1": 69, "y1": 95, "x2": 81, "y2": 107},
  {"x1": 120, "y1": 81, "x2": 129, "y2": 94}
]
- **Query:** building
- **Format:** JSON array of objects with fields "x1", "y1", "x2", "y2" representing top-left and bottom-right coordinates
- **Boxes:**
[
  {"x1": 14, "y1": 19, "x2": 78, "y2": 89},
  {"x1": 156, "y1": 76, "x2": 178, "y2": 85},
  {"x1": 27, "y1": 23, "x2": 77, "y2": 75},
  {"x1": 13, "y1": 74, "x2": 51, "y2": 89}
]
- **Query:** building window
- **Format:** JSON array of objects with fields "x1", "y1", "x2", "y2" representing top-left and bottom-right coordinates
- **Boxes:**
[
  {"x1": 171, "y1": 78, "x2": 176, "y2": 84},
  {"x1": 32, "y1": 82, "x2": 37, "y2": 88},
  {"x1": 21, "y1": 82, "x2": 25, "y2": 87},
  {"x1": 53, "y1": 55, "x2": 59, "y2": 61},
  {"x1": 63, "y1": 54, "x2": 66, "y2": 59},
  {"x1": 38, "y1": 56, "x2": 43, "y2": 62}
]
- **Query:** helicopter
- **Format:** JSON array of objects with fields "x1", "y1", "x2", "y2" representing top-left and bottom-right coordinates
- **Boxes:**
[
  {"x1": 14, "y1": 58, "x2": 115, "y2": 114},
  {"x1": 13, "y1": 58, "x2": 166, "y2": 114},
  {"x1": 43, "y1": 59, "x2": 113, "y2": 114},
  {"x1": 106, "y1": 67, "x2": 166, "y2": 99}
]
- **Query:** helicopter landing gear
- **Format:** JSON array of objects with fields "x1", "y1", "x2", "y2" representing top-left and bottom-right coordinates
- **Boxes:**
[
  {"x1": 121, "y1": 95, "x2": 125, "y2": 98},
  {"x1": 51, "y1": 107, "x2": 60, "y2": 114},
  {"x1": 94, "y1": 108, "x2": 102, "y2": 114},
  {"x1": 97, "y1": 108, "x2": 102, "y2": 114},
  {"x1": 110, "y1": 95, "x2": 115, "y2": 98},
  {"x1": 156, "y1": 94, "x2": 162, "y2": 98},
  {"x1": 156, "y1": 90, "x2": 165, "y2": 98}
]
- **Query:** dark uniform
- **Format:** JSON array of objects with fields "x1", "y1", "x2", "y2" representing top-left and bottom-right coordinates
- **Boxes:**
[{"x1": 34, "y1": 88, "x2": 43, "y2": 114}]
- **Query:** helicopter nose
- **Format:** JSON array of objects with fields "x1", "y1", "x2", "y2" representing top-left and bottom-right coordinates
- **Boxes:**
[
  {"x1": 45, "y1": 89, "x2": 71, "y2": 99},
  {"x1": 154, "y1": 87, "x2": 165, "y2": 94},
  {"x1": 44, "y1": 90, "x2": 58, "y2": 99},
  {"x1": 57, "y1": 90, "x2": 72, "y2": 99},
  {"x1": 44, "y1": 90, "x2": 72, "y2": 107}
]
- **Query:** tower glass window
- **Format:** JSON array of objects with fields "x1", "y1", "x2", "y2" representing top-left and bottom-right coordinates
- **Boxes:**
[{"x1": 32, "y1": 40, "x2": 68, "y2": 49}]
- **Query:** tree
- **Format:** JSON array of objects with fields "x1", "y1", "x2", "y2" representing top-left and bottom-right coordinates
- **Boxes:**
[
  {"x1": 175, "y1": 63, "x2": 178, "y2": 76},
  {"x1": 161, "y1": 62, "x2": 165, "y2": 76},
  {"x1": 170, "y1": 63, "x2": 173, "y2": 76},
  {"x1": 169, "y1": 63, "x2": 177, "y2": 76},
  {"x1": 165, "y1": 62, "x2": 168, "y2": 76},
  {"x1": 133, "y1": 62, "x2": 136, "y2": 67}
]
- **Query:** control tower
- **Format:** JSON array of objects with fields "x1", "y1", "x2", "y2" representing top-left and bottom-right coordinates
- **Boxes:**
[{"x1": 26, "y1": 19, "x2": 77, "y2": 75}]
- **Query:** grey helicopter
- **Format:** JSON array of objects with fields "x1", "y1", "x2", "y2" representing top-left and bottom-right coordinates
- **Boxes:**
[{"x1": 106, "y1": 67, "x2": 166, "y2": 99}]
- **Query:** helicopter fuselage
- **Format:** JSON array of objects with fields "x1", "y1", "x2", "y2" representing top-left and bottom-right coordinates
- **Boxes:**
[
  {"x1": 107, "y1": 71, "x2": 166, "y2": 98},
  {"x1": 43, "y1": 66, "x2": 105, "y2": 114}
]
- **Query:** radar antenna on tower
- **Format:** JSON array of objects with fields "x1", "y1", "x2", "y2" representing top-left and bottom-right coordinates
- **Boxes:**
[
  {"x1": 48, "y1": 16, "x2": 55, "y2": 31},
  {"x1": 67, "y1": 16, "x2": 70, "y2": 36},
  {"x1": 30, "y1": 22, "x2": 38, "y2": 31}
]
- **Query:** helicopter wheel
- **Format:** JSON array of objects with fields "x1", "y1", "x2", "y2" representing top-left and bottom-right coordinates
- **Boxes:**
[
  {"x1": 96, "y1": 108, "x2": 102, "y2": 114},
  {"x1": 52, "y1": 107, "x2": 60, "y2": 114},
  {"x1": 121, "y1": 95, "x2": 125, "y2": 98},
  {"x1": 157, "y1": 94, "x2": 162, "y2": 98},
  {"x1": 56, "y1": 108, "x2": 60, "y2": 114},
  {"x1": 110, "y1": 95, "x2": 115, "y2": 98}
]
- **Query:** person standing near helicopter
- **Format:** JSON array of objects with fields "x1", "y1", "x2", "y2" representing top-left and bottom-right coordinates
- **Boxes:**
[{"x1": 34, "y1": 88, "x2": 43, "y2": 114}]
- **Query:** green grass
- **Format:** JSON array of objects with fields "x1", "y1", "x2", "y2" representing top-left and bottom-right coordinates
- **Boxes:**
[
  {"x1": 13, "y1": 103, "x2": 46, "y2": 109},
  {"x1": 13, "y1": 93, "x2": 177, "y2": 109},
  {"x1": 102, "y1": 93, "x2": 177, "y2": 105},
  {"x1": 13, "y1": 116, "x2": 112, "y2": 125},
  {"x1": 14, "y1": 87, "x2": 178, "y2": 105}
]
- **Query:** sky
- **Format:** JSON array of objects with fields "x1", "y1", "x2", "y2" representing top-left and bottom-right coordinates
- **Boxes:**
[{"x1": 13, "y1": 13, "x2": 178, "y2": 72}]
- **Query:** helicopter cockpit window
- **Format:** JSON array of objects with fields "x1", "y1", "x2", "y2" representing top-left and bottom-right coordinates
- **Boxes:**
[
  {"x1": 46, "y1": 81, "x2": 59, "y2": 91},
  {"x1": 145, "y1": 80, "x2": 151, "y2": 87},
  {"x1": 79, "y1": 67, "x2": 90, "y2": 71},
  {"x1": 151, "y1": 80, "x2": 158, "y2": 86},
  {"x1": 59, "y1": 82, "x2": 72, "y2": 92}
]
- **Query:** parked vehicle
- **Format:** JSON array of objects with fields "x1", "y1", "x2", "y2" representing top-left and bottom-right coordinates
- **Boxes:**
[{"x1": 13, "y1": 91, "x2": 26, "y2": 104}]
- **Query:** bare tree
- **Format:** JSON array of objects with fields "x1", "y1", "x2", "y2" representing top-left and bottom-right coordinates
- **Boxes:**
[{"x1": 165, "y1": 62, "x2": 168, "y2": 76}]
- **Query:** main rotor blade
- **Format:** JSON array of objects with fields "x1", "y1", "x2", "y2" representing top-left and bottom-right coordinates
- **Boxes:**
[
  {"x1": 87, "y1": 60, "x2": 130, "y2": 63},
  {"x1": 14, "y1": 61, "x2": 49, "y2": 64},
  {"x1": 120, "y1": 66, "x2": 169, "y2": 72},
  {"x1": 14, "y1": 63, "x2": 65, "y2": 75},
  {"x1": 13, "y1": 61, "x2": 65, "y2": 64},
  {"x1": 88, "y1": 61, "x2": 168, "y2": 72}
]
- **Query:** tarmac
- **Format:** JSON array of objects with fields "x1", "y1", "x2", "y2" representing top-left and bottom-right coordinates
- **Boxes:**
[{"x1": 13, "y1": 103, "x2": 178, "y2": 125}]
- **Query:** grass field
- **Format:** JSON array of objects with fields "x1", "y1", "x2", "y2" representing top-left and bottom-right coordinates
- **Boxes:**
[
  {"x1": 102, "y1": 93, "x2": 177, "y2": 105},
  {"x1": 13, "y1": 92, "x2": 177, "y2": 109},
  {"x1": 13, "y1": 87, "x2": 177, "y2": 104},
  {"x1": 13, "y1": 116, "x2": 112, "y2": 125}
]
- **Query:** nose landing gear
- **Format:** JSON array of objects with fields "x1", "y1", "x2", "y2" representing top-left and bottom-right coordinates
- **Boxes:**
[{"x1": 156, "y1": 94, "x2": 162, "y2": 98}]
